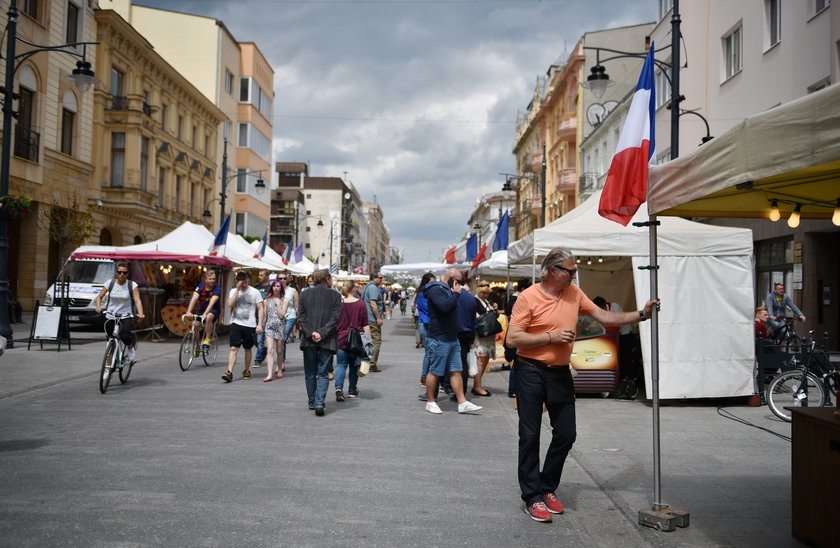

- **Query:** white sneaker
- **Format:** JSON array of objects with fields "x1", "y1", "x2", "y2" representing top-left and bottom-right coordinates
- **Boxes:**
[
  {"x1": 102, "y1": 368, "x2": 110, "y2": 380},
  {"x1": 425, "y1": 401, "x2": 443, "y2": 414},
  {"x1": 458, "y1": 401, "x2": 482, "y2": 414},
  {"x1": 126, "y1": 348, "x2": 136, "y2": 361}
]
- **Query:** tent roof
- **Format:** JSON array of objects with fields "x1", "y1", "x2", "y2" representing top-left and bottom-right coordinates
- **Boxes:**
[
  {"x1": 507, "y1": 190, "x2": 753, "y2": 263},
  {"x1": 71, "y1": 249, "x2": 232, "y2": 266},
  {"x1": 247, "y1": 240, "x2": 315, "y2": 276},
  {"x1": 647, "y1": 84, "x2": 840, "y2": 219}
]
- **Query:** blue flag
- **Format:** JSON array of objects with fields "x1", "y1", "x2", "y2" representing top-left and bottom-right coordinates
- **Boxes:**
[
  {"x1": 493, "y1": 211, "x2": 510, "y2": 252},
  {"x1": 293, "y1": 244, "x2": 304, "y2": 263},
  {"x1": 208, "y1": 214, "x2": 231, "y2": 255},
  {"x1": 465, "y1": 233, "x2": 478, "y2": 261}
]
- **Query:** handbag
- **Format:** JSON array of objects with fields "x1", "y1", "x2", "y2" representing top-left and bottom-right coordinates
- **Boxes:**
[{"x1": 476, "y1": 309, "x2": 503, "y2": 338}]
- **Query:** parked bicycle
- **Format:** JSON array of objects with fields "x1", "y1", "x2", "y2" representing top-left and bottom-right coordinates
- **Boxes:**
[
  {"x1": 179, "y1": 313, "x2": 218, "y2": 371},
  {"x1": 765, "y1": 330, "x2": 838, "y2": 421},
  {"x1": 100, "y1": 313, "x2": 136, "y2": 394},
  {"x1": 772, "y1": 317, "x2": 803, "y2": 354}
]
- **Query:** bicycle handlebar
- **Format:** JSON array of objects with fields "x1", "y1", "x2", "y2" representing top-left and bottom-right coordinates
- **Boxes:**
[
  {"x1": 104, "y1": 313, "x2": 134, "y2": 320},
  {"x1": 181, "y1": 313, "x2": 207, "y2": 325}
]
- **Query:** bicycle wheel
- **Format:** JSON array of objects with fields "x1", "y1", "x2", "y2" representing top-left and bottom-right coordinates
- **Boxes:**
[
  {"x1": 100, "y1": 340, "x2": 116, "y2": 394},
  {"x1": 202, "y1": 334, "x2": 218, "y2": 366},
  {"x1": 119, "y1": 357, "x2": 133, "y2": 383},
  {"x1": 179, "y1": 332, "x2": 196, "y2": 371},
  {"x1": 784, "y1": 333, "x2": 803, "y2": 354},
  {"x1": 765, "y1": 371, "x2": 826, "y2": 422}
]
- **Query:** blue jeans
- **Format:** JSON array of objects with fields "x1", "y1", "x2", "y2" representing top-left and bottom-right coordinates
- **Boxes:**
[
  {"x1": 255, "y1": 331, "x2": 267, "y2": 363},
  {"x1": 335, "y1": 349, "x2": 361, "y2": 394},
  {"x1": 282, "y1": 317, "x2": 296, "y2": 360},
  {"x1": 303, "y1": 347, "x2": 333, "y2": 408}
]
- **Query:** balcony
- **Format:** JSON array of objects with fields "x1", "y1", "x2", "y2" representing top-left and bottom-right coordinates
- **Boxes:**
[
  {"x1": 110, "y1": 96, "x2": 128, "y2": 110},
  {"x1": 527, "y1": 197, "x2": 542, "y2": 217},
  {"x1": 554, "y1": 168, "x2": 576, "y2": 193},
  {"x1": 13, "y1": 125, "x2": 39, "y2": 162},
  {"x1": 556, "y1": 114, "x2": 577, "y2": 139},
  {"x1": 525, "y1": 152, "x2": 543, "y2": 173}
]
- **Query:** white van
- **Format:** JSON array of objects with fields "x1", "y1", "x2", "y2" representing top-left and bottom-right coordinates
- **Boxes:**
[{"x1": 44, "y1": 258, "x2": 115, "y2": 323}]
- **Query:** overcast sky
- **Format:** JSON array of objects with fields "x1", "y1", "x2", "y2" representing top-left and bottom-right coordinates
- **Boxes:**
[{"x1": 137, "y1": 0, "x2": 656, "y2": 263}]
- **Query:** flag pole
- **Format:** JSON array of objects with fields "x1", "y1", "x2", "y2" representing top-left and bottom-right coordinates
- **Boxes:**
[{"x1": 648, "y1": 215, "x2": 662, "y2": 508}]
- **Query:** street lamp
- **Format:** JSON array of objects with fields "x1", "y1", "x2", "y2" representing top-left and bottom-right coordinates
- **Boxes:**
[
  {"x1": 501, "y1": 171, "x2": 544, "y2": 227},
  {"x1": 216, "y1": 128, "x2": 267, "y2": 229},
  {"x1": 0, "y1": 5, "x2": 99, "y2": 348}
]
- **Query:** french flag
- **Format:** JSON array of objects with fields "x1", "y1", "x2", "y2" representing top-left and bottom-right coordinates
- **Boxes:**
[
  {"x1": 253, "y1": 230, "x2": 268, "y2": 259},
  {"x1": 445, "y1": 239, "x2": 468, "y2": 264},
  {"x1": 598, "y1": 43, "x2": 656, "y2": 226},
  {"x1": 208, "y1": 214, "x2": 231, "y2": 256}
]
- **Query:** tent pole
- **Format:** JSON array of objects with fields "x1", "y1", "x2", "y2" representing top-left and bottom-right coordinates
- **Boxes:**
[{"x1": 648, "y1": 215, "x2": 662, "y2": 509}]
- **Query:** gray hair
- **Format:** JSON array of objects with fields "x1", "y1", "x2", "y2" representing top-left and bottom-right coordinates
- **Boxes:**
[{"x1": 539, "y1": 248, "x2": 575, "y2": 280}]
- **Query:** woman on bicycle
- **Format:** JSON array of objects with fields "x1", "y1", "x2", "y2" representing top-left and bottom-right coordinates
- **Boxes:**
[
  {"x1": 263, "y1": 279, "x2": 289, "y2": 381},
  {"x1": 185, "y1": 270, "x2": 221, "y2": 346},
  {"x1": 94, "y1": 263, "x2": 145, "y2": 361}
]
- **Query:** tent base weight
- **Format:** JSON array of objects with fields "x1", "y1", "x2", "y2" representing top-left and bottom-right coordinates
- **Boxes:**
[{"x1": 638, "y1": 507, "x2": 690, "y2": 531}]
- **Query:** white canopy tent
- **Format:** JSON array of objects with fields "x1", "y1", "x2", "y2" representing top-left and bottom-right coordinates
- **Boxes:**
[
  {"x1": 247, "y1": 240, "x2": 315, "y2": 276},
  {"x1": 474, "y1": 250, "x2": 538, "y2": 280},
  {"x1": 381, "y1": 262, "x2": 456, "y2": 278},
  {"x1": 507, "y1": 190, "x2": 755, "y2": 399}
]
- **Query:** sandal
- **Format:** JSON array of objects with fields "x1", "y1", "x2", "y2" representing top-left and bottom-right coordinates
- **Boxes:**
[{"x1": 276, "y1": 372, "x2": 284, "y2": 379}]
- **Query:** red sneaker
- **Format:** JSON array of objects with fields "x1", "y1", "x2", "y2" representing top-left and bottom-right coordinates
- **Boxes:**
[
  {"x1": 524, "y1": 501, "x2": 553, "y2": 522},
  {"x1": 542, "y1": 493, "x2": 565, "y2": 514}
]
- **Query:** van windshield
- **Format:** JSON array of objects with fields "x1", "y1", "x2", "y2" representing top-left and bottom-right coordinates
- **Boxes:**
[{"x1": 63, "y1": 261, "x2": 114, "y2": 284}]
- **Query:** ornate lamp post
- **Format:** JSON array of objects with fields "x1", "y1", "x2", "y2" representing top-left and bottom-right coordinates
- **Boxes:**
[{"x1": 0, "y1": 5, "x2": 99, "y2": 347}]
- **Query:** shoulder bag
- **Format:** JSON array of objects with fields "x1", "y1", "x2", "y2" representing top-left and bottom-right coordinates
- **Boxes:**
[{"x1": 476, "y1": 301, "x2": 502, "y2": 338}]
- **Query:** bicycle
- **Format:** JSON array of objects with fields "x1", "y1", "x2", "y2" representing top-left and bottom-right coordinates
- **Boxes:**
[
  {"x1": 772, "y1": 317, "x2": 803, "y2": 354},
  {"x1": 100, "y1": 313, "x2": 136, "y2": 394},
  {"x1": 765, "y1": 330, "x2": 838, "y2": 421},
  {"x1": 179, "y1": 313, "x2": 218, "y2": 371}
]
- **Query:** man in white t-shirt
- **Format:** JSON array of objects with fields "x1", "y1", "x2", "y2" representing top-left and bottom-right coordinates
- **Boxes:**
[{"x1": 222, "y1": 271, "x2": 265, "y2": 383}]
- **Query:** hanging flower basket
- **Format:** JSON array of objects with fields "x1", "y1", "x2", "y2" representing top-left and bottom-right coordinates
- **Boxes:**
[{"x1": 0, "y1": 195, "x2": 32, "y2": 218}]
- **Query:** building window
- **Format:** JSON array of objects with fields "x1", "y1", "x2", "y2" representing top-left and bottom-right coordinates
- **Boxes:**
[
  {"x1": 814, "y1": 0, "x2": 830, "y2": 16},
  {"x1": 655, "y1": 64, "x2": 672, "y2": 109},
  {"x1": 110, "y1": 67, "x2": 124, "y2": 97},
  {"x1": 239, "y1": 77, "x2": 250, "y2": 102},
  {"x1": 140, "y1": 137, "x2": 149, "y2": 191},
  {"x1": 235, "y1": 212, "x2": 246, "y2": 235},
  {"x1": 766, "y1": 0, "x2": 781, "y2": 49},
  {"x1": 224, "y1": 70, "x2": 234, "y2": 94},
  {"x1": 204, "y1": 135, "x2": 210, "y2": 157},
  {"x1": 22, "y1": 0, "x2": 38, "y2": 19},
  {"x1": 60, "y1": 108, "x2": 74, "y2": 155},
  {"x1": 175, "y1": 175, "x2": 182, "y2": 212},
  {"x1": 305, "y1": 226, "x2": 311, "y2": 232},
  {"x1": 236, "y1": 168, "x2": 247, "y2": 192},
  {"x1": 192, "y1": 125, "x2": 198, "y2": 147},
  {"x1": 110, "y1": 132, "x2": 126, "y2": 187},
  {"x1": 658, "y1": 0, "x2": 673, "y2": 19},
  {"x1": 66, "y1": 1, "x2": 80, "y2": 45},
  {"x1": 238, "y1": 122, "x2": 248, "y2": 147},
  {"x1": 190, "y1": 182, "x2": 196, "y2": 217},
  {"x1": 157, "y1": 167, "x2": 165, "y2": 207},
  {"x1": 723, "y1": 25, "x2": 742, "y2": 80},
  {"x1": 160, "y1": 104, "x2": 168, "y2": 132},
  {"x1": 305, "y1": 243, "x2": 310, "y2": 249},
  {"x1": 177, "y1": 115, "x2": 184, "y2": 140}
]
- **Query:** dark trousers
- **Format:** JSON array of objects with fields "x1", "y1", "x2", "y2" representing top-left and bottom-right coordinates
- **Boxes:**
[
  {"x1": 516, "y1": 362, "x2": 577, "y2": 504},
  {"x1": 457, "y1": 331, "x2": 473, "y2": 388}
]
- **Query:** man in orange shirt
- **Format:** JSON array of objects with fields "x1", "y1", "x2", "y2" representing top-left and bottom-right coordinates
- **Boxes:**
[{"x1": 507, "y1": 247, "x2": 659, "y2": 523}]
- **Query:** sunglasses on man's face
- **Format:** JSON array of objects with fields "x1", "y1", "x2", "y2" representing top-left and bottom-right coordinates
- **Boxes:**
[{"x1": 117, "y1": 270, "x2": 129, "y2": 275}]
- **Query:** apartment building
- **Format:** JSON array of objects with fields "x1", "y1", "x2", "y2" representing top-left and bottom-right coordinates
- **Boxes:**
[
  {"x1": 109, "y1": 0, "x2": 274, "y2": 238},
  {"x1": 363, "y1": 203, "x2": 389, "y2": 273},
  {"x1": 1, "y1": 0, "x2": 99, "y2": 307}
]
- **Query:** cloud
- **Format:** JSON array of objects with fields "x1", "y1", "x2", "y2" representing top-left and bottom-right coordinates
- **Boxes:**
[{"x1": 137, "y1": 0, "x2": 656, "y2": 262}]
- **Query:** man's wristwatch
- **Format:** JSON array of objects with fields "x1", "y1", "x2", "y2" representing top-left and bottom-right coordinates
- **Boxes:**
[{"x1": 639, "y1": 310, "x2": 647, "y2": 321}]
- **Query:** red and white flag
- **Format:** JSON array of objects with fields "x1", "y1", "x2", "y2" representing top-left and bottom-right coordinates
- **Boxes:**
[
  {"x1": 599, "y1": 44, "x2": 656, "y2": 226},
  {"x1": 444, "y1": 239, "x2": 468, "y2": 264}
]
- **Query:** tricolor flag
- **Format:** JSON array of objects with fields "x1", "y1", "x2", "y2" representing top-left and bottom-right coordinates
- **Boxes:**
[
  {"x1": 470, "y1": 211, "x2": 509, "y2": 270},
  {"x1": 253, "y1": 229, "x2": 268, "y2": 259},
  {"x1": 292, "y1": 244, "x2": 304, "y2": 264},
  {"x1": 208, "y1": 214, "x2": 231, "y2": 256},
  {"x1": 281, "y1": 241, "x2": 293, "y2": 265},
  {"x1": 598, "y1": 43, "x2": 656, "y2": 226},
  {"x1": 445, "y1": 239, "x2": 467, "y2": 264}
]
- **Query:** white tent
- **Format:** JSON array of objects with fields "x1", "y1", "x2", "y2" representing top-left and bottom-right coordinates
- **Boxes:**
[
  {"x1": 474, "y1": 250, "x2": 538, "y2": 280},
  {"x1": 121, "y1": 222, "x2": 274, "y2": 270},
  {"x1": 507, "y1": 190, "x2": 755, "y2": 399},
  {"x1": 381, "y1": 262, "x2": 456, "y2": 277},
  {"x1": 247, "y1": 240, "x2": 315, "y2": 276}
]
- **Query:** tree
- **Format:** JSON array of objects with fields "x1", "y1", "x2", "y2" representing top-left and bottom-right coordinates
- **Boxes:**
[{"x1": 39, "y1": 194, "x2": 95, "y2": 267}]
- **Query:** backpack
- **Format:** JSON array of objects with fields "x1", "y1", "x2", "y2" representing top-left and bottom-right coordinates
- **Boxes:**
[{"x1": 105, "y1": 278, "x2": 137, "y2": 315}]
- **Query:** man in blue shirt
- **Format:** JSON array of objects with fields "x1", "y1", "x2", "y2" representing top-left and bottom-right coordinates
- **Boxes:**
[
  {"x1": 422, "y1": 268, "x2": 482, "y2": 415},
  {"x1": 362, "y1": 272, "x2": 384, "y2": 372}
]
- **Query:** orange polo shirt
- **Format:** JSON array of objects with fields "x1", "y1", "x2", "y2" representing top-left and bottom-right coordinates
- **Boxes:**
[{"x1": 510, "y1": 283, "x2": 598, "y2": 365}]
